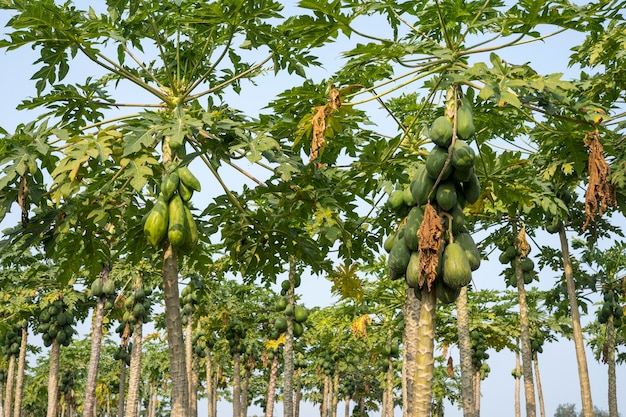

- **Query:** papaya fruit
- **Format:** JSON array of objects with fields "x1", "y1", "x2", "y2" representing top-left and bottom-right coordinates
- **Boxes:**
[
  {"x1": 91, "y1": 278, "x2": 104, "y2": 298},
  {"x1": 383, "y1": 233, "x2": 396, "y2": 253},
  {"x1": 453, "y1": 166, "x2": 473, "y2": 183},
  {"x1": 449, "y1": 204, "x2": 465, "y2": 236},
  {"x1": 521, "y1": 257, "x2": 534, "y2": 272},
  {"x1": 402, "y1": 185, "x2": 416, "y2": 206},
  {"x1": 405, "y1": 252, "x2": 421, "y2": 289},
  {"x1": 293, "y1": 321, "x2": 304, "y2": 337},
  {"x1": 161, "y1": 171, "x2": 179, "y2": 201},
  {"x1": 388, "y1": 189, "x2": 405, "y2": 210},
  {"x1": 178, "y1": 180, "x2": 194, "y2": 202},
  {"x1": 455, "y1": 232, "x2": 481, "y2": 271},
  {"x1": 410, "y1": 165, "x2": 436, "y2": 205},
  {"x1": 403, "y1": 206, "x2": 423, "y2": 251},
  {"x1": 436, "y1": 278, "x2": 461, "y2": 305},
  {"x1": 294, "y1": 305, "x2": 308, "y2": 323},
  {"x1": 178, "y1": 166, "x2": 201, "y2": 192},
  {"x1": 180, "y1": 203, "x2": 198, "y2": 253},
  {"x1": 426, "y1": 146, "x2": 453, "y2": 180},
  {"x1": 435, "y1": 180, "x2": 458, "y2": 211},
  {"x1": 103, "y1": 280, "x2": 115, "y2": 296},
  {"x1": 442, "y1": 242, "x2": 472, "y2": 288},
  {"x1": 462, "y1": 170, "x2": 481, "y2": 204},
  {"x1": 143, "y1": 196, "x2": 169, "y2": 248},
  {"x1": 430, "y1": 116, "x2": 453, "y2": 147},
  {"x1": 456, "y1": 105, "x2": 475, "y2": 139},
  {"x1": 388, "y1": 237, "x2": 411, "y2": 281},
  {"x1": 167, "y1": 194, "x2": 187, "y2": 248},
  {"x1": 451, "y1": 140, "x2": 475, "y2": 171},
  {"x1": 275, "y1": 316, "x2": 287, "y2": 333}
]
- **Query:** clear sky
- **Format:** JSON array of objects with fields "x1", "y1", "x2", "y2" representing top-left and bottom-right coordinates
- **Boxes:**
[{"x1": 1, "y1": 4, "x2": 625, "y2": 417}]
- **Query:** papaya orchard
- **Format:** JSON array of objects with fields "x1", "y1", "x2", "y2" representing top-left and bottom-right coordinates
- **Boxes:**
[{"x1": 1, "y1": 2, "x2": 626, "y2": 417}]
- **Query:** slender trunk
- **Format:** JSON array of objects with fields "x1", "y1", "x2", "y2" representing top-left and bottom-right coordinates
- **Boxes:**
[
  {"x1": 212, "y1": 367, "x2": 219, "y2": 417},
  {"x1": 206, "y1": 349, "x2": 214, "y2": 417},
  {"x1": 472, "y1": 370, "x2": 481, "y2": 417},
  {"x1": 533, "y1": 353, "x2": 546, "y2": 417},
  {"x1": 162, "y1": 242, "x2": 189, "y2": 417},
  {"x1": 343, "y1": 395, "x2": 349, "y2": 417},
  {"x1": 414, "y1": 287, "x2": 437, "y2": 416},
  {"x1": 558, "y1": 227, "x2": 594, "y2": 417},
  {"x1": 385, "y1": 357, "x2": 394, "y2": 417},
  {"x1": 284, "y1": 257, "x2": 296, "y2": 417},
  {"x1": 294, "y1": 371, "x2": 302, "y2": 417},
  {"x1": 13, "y1": 326, "x2": 27, "y2": 417},
  {"x1": 46, "y1": 339, "x2": 61, "y2": 417},
  {"x1": 117, "y1": 360, "x2": 127, "y2": 417},
  {"x1": 515, "y1": 254, "x2": 536, "y2": 417},
  {"x1": 4, "y1": 355, "x2": 15, "y2": 417},
  {"x1": 242, "y1": 358, "x2": 252, "y2": 417},
  {"x1": 185, "y1": 320, "x2": 197, "y2": 417},
  {"x1": 147, "y1": 383, "x2": 157, "y2": 417},
  {"x1": 84, "y1": 267, "x2": 109, "y2": 417},
  {"x1": 402, "y1": 289, "x2": 420, "y2": 417},
  {"x1": 125, "y1": 317, "x2": 143, "y2": 417},
  {"x1": 265, "y1": 354, "x2": 279, "y2": 417},
  {"x1": 514, "y1": 346, "x2": 521, "y2": 417},
  {"x1": 456, "y1": 286, "x2": 475, "y2": 417},
  {"x1": 321, "y1": 375, "x2": 330, "y2": 417},
  {"x1": 0, "y1": 380, "x2": 4, "y2": 417},
  {"x1": 331, "y1": 368, "x2": 339, "y2": 417},
  {"x1": 606, "y1": 316, "x2": 618, "y2": 417},
  {"x1": 232, "y1": 352, "x2": 242, "y2": 417}
]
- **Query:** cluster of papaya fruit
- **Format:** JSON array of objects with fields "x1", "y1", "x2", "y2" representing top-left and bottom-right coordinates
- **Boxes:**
[
  {"x1": 1, "y1": 322, "x2": 25, "y2": 357},
  {"x1": 385, "y1": 98, "x2": 481, "y2": 303},
  {"x1": 143, "y1": 164, "x2": 201, "y2": 253},
  {"x1": 272, "y1": 282, "x2": 309, "y2": 339},
  {"x1": 225, "y1": 322, "x2": 246, "y2": 356},
  {"x1": 598, "y1": 288, "x2": 623, "y2": 327},
  {"x1": 90, "y1": 277, "x2": 117, "y2": 310},
  {"x1": 59, "y1": 370, "x2": 75, "y2": 395},
  {"x1": 121, "y1": 287, "x2": 152, "y2": 325},
  {"x1": 470, "y1": 328, "x2": 489, "y2": 368},
  {"x1": 191, "y1": 331, "x2": 210, "y2": 359},
  {"x1": 499, "y1": 242, "x2": 535, "y2": 287},
  {"x1": 380, "y1": 342, "x2": 400, "y2": 358},
  {"x1": 530, "y1": 328, "x2": 546, "y2": 354},
  {"x1": 37, "y1": 299, "x2": 76, "y2": 347},
  {"x1": 181, "y1": 282, "x2": 200, "y2": 326},
  {"x1": 113, "y1": 341, "x2": 132, "y2": 365}
]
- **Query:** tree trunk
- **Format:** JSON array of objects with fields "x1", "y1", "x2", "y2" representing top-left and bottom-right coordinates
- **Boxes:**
[
  {"x1": 13, "y1": 326, "x2": 28, "y2": 417},
  {"x1": 205, "y1": 349, "x2": 214, "y2": 417},
  {"x1": 241, "y1": 359, "x2": 251, "y2": 417},
  {"x1": 331, "y1": 368, "x2": 339, "y2": 417},
  {"x1": 190, "y1": 356, "x2": 199, "y2": 417},
  {"x1": 321, "y1": 375, "x2": 330, "y2": 417},
  {"x1": 211, "y1": 367, "x2": 219, "y2": 417},
  {"x1": 533, "y1": 353, "x2": 546, "y2": 417},
  {"x1": 232, "y1": 352, "x2": 242, "y2": 417},
  {"x1": 385, "y1": 357, "x2": 394, "y2": 417},
  {"x1": 162, "y1": 242, "x2": 189, "y2": 417},
  {"x1": 515, "y1": 254, "x2": 536, "y2": 417},
  {"x1": 456, "y1": 286, "x2": 475, "y2": 417},
  {"x1": 4, "y1": 354, "x2": 15, "y2": 417},
  {"x1": 414, "y1": 287, "x2": 437, "y2": 416},
  {"x1": 46, "y1": 339, "x2": 61, "y2": 417},
  {"x1": 84, "y1": 266, "x2": 109, "y2": 417},
  {"x1": 283, "y1": 257, "x2": 296, "y2": 417},
  {"x1": 294, "y1": 371, "x2": 302, "y2": 417},
  {"x1": 606, "y1": 316, "x2": 618, "y2": 417},
  {"x1": 558, "y1": 227, "x2": 594, "y2": 417},
  {"x1": 147, "y1": 383, "x2": 157, "y2": 417},
  {"x1": 472, "y1": 370, "x2": 481, "y2": 417},
  {"x1": 117, "y1": 360, "x2": 127, "y2": 417},
  {"x1": 402, "y1": 289, "x2": 420, "y2": 417},
  {"x1": 514, "y1": 345, "x2": 521, "y2": 417},
  {"x1": 343, "y1": 395, "x2": 349, "y2": 417},
  {"x1": 265, "y1": 354, "x2": 279, "y2": 417},
  {"x1": 125, "y1": 317, "x2": 143, "y2": 417},
  {"x1": 185, "y1": 319, "x2": 197, "y2": 417},
  {"x1": 0, "y1": 380, "x2": 4, "y2": 417}
]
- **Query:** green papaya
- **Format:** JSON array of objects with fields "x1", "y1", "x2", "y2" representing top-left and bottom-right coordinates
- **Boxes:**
[
  {"x1": 520, "y1": 257, "x2": 534, "y2": 272},
  {"x1": 430, "y1": 116, "x2": 453, "y2": 147},
  {"x1": 449, "y1": 204, "x2": 465, "y2": 235},
  {"x1": 455, "y1": 232, "x2": 481, "y2": 271},
  {"x1": 167, "y1": 194, "x2": 187, "y2": 248},
  {"x1": 143, "y1": 196, "x2": 169, "y2": 248},
  {"x1": 177, "y1": 166, "x2": 201, "y2": 192},
  {"x1": 410, "y1": 165, "x2": 436, "y2": 205},
  {"x1": 462, "y1": 170, "x2": 481, "y2": 204},
  {"x1": 435, "y1": 180, "x2": 458, "y2": 211},
  {"x1": 293, "y1": 321, "x2": 304, "y2": 338},
  {"x1": 426, "y1": 146, "x2": 453, "y2": 180},
  {"x1": 180, "y1": 203, "x2": 198, "y2": 253},
  {"x1": 388, "y1": 237, "x2": 411, "y2": 281},
  {"x1": 294, "y1": 305, "x2": 309, "y2": 323},
  {"x1": 388, "y1": 189, "x2": 405, "y2": 210},
  {"x1": 402, "y1": 185, "x2": 416, "y2": 206},
  {"x1": 405, "y1": 252, "x2": 421, "y2": 289},
  {"x1": 161, "y1": 171, "x2": 180, "y2": 201},
  {"x1": 103, "y1": 280, "x2": 115, "y2": 296},
  {"x1": 383, "y1": 234, "x2": 396, "y2": 253},
  {"x1": 442, "y1": 242, "x2": 472, "y2": 288},
  {"x1": 403, "y1": 206, "x2": 423, "y2": 251},
  {"x1": 91, "y1": 278, "x2": 104, "y2": 298},
  {"x1": 456, "y1": 105, "x2": 475, "y2": 139},
  {"x1": 275, "y1": 316, "x2": 287, "y2": 333},
  {"x1": 436, "y1": 278, "x2": 461, "y2": 305},
  {"x1": 178, "y1": 180, "x2": 194, "y2": 202},
  {"x1": 451, "y1": 140, "x2": 475, "y2": 171}
]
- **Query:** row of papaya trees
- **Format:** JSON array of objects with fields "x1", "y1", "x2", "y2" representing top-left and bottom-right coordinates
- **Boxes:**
[{"x1": 0, "y1": 1, "x2": 625, "y2": 417}]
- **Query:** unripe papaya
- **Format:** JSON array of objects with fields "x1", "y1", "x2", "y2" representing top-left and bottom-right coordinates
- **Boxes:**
[
  {"x1": 430, "y1": 116, "x2": 453, "y2": 147},
  {"x1": 178, "y1": 166, "x2": 201, "y2": 192},
  {"x1": 456, "y1": 105, "x2": 475, "y2": 139},
  {"x1": 161, "y1": 172, "x2": 180, "y2": 201},
  {"x1": 144, "y1": 197, "x2": 169, "y2": 247},
  {"x1": 168, "y1": 195, "x2": 187, "y2": 248},
  {"x1": 178, "y1": 180, "x2": 194, "y2": 202},
  {"x1": 442, "y1": 242, "x2": 472, "y2": 288},
  {"x1": 91, "y1": 278, "x2": 104, "y2": 298},
  {"x1": 180, "y1": 203, "x2": 198, "y2": 253}
]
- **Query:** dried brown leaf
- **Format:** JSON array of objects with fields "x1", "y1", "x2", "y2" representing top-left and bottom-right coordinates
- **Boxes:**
[
  {"x1": 583, "y1": 131, "x2": 616, "y2": 230},
  {"x1": 417, "y1": 204, "x2": 444, "y2": 290}
]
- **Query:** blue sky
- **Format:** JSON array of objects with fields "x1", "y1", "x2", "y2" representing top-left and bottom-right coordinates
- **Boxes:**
[{"x1": 1, "y1": 4, "x2": 625, "y2": 417}]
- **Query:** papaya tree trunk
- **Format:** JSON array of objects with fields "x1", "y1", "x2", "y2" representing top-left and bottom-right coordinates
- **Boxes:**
[
  {"x1": 402, "y1": 289, "x2": 420, "y2": 417},
  {"x1": 184, "y1": 319, "x2": 197, "y2": 417},
  {"x1": 205, "y1": 348, "x2": 214, "y2": 417},
  {"x1": 385, "y1": 357, "x2": 394, "y2": 417},
  {"x1": 331, "y1": 367, "x2": 339, "y2": 417},
  {"x1": 0, "y1": 380, "x2": 4, "y2": 417},
  {"x1": 472, "y1": 370, "x2": 481, "y2": 417},
  {"x1": 558, "y1": 227, "x2": 594, "y2": 417},
  {"x1": 13, "y1": 325, "x2": 28, "y2": 417},
  {"x1": 264, "y1": 354, "x2": 279, "y2": 417},
  {"x1": 84, "y1": 266, "x2": 109, "y2": 417},
  {"x1": 294, "y1": 370, "x2": 302, "y2": 417},
  {"x1": 241, "y1": 358, "x2": 251, "y2": 417},
  {"x1": 162, "y1": 242, "x2": 189, "y2": 417},
  {"x1": 283, "y1": 257, "x2": 296, "y2": 417},
  {"x1": 125, "y1": 317, "x2": 143, "y2": 417},
  {"x1": 343, "y1": 395, "x2": 349, "y2": 417},
  {"x1": 414, "y1": 287, "x2": 437, "y2": 416},
  {"x1": 515, "y1": 254, "x2": 536, "y2": 417},
  {"x1": 321, "y1": 374, "x2": 331, "y2": 417},
  {"x1": 232, "y1": 352, "x2": 242, "y2": 417},
  {"x1": 117, "y1": 360, "x2": 127, "y2": 417},
  {"x1": 456, "y1": 286, "x2": 475, "y2": 417},
  {"x1": 4, "y1": 354, "x2": 15, "y2": 417},
  {"x1": 190, "y1": 356, "x2": 198, "y2": 417},
  {"x1": 533, "y1": 353, "x2": 546, "y2": 417},
  {"x1": 147, "y1": 383, "x2": 157, "y2": 417},
  {"x1": 606, "y1": 316, "x2": 618, "y2": 417},
  {"x1": 46, "y1": 339, "x2": 61, "y2": 417},
  {"x1": 514, "y1": 344, "x2": 521, "y2": 417}
]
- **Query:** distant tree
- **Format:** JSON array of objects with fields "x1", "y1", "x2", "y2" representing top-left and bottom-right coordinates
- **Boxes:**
[{"x1": 554, "y1": 403, "x2": 615, "y2": 417}]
